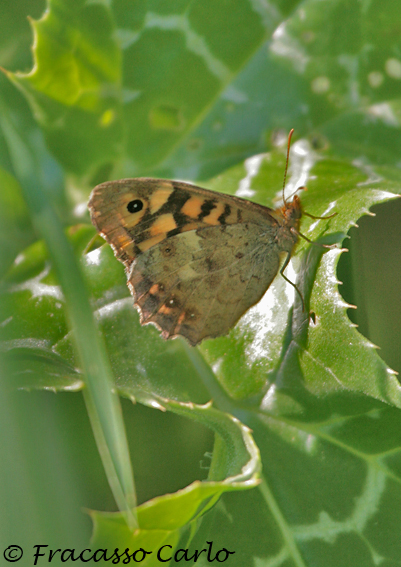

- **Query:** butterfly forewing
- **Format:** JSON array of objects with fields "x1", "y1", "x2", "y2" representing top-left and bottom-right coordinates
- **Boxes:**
[{"x1": 89, "y1": 178, "x2": 276, "y2": 260}]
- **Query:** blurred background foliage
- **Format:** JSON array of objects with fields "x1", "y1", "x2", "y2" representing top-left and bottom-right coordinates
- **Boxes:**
[{"x1": 1, "y1": 0, "x2": 401, "y2": 565}]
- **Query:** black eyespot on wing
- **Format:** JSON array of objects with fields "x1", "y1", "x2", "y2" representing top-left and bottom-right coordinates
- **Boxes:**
[
  {"x1": 161, "y1": 242, "x2": 175, "y2": 257},
  {"x1": 127, "y1": 199, "x2": 143, "y2": 213}
]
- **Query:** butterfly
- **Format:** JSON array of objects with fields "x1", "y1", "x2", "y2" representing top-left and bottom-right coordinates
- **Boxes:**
[{"x1": 88, "y1": 133, "x2": 335, "y2": 346}]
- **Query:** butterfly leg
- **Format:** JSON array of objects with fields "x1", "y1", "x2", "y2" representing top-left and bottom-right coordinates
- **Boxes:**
[
  {"x1": 290, "y1": 227, "x2": 336, "y2": 249},
  {"x1": 304, "y1": 211, "x2": 337, "y2": 220},
  {"x1": 279, "y1": 251, "x2": 305, "y2": 311}
]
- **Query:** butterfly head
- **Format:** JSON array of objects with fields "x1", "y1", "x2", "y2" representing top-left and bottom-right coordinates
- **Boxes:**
[
  {"x1": 274, "y1": 193, "x2": 303, "y2": 255},
  {"x1": 281, "y1": 193, "x2": 302, "y2": 224}
]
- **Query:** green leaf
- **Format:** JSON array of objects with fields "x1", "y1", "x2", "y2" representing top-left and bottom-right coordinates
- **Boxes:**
[
  {"x1": 199, "y1": 147, "x2": 401, "y2": 406},
  {"x1": 7, "y1": 0, "x2": 123, "y2": 175},
  {"x1": 200, "y1": 402, "x2": 401, "y2": 567},
  {"x1": 0, "y1": 0, "x2": 45, "y2": 72},
  {"x1": 90, "y1": 401, "x2": 260, "y2": 555},
  {"x1": 2, "y1": 1, "x2": 401, "y2": 564},
  {"x1": 161, "y1": 0, "x2": 401, "y2": 179},
  {"x1": 6, "y1": 144, "x2": 399, "y2": 407},
  {"x1": 1, "y1": 133, "x2": 400, "y2": 565},
  {"x1": 185, "y1": 392, "x2": 401, "y2": 566},
  {"x1": 1, "y1": 343, "x2": 82, "y2": 390},
  {"x1": 6, "y1": 0, "x2": 401, "y2": 181},
  {"x1": 0, "y1": 167, "x2": 35, "y2": 279},
  {"x1": 6, "y1": 0, "x2": 303, "y2": 179},
  {"x1": 0, "y1": 106, "x2": 137, "y2": 523}
]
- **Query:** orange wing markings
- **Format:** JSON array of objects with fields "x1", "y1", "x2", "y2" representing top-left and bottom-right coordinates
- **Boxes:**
[{"x1": 181, "y1": 196, "x2": 205, "y2": 218}]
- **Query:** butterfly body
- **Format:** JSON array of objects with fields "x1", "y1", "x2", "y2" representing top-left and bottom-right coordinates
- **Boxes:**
[{"x1": 88, "y1": 178, "x2": 302, "y2": 346}]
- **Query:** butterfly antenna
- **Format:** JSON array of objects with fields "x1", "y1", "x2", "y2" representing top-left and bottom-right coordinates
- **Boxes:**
[
  {"x1": 286, "y1": 185, "x2": 307, "y2": 202},
  {"x1": 282, "y1": 129, "x2": 294, "y2": 205}
]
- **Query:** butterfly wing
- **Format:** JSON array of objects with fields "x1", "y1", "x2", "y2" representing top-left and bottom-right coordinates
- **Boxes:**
[
  {"x1": 88, "y1": 178, "x2": 282, "y2": 345},
  {"x1": 129, "y1": 222, "x2": 283, "y2": 345}
]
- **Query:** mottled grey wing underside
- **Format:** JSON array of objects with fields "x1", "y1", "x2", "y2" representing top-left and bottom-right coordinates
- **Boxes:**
[{"x1": 128, "y1": 223, "x2": 280, "y2": 345}]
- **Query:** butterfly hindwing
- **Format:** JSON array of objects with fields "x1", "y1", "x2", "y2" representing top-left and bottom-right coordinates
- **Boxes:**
[{"x1": 127, "y1": 223, "x2": 281, "y2": 345}]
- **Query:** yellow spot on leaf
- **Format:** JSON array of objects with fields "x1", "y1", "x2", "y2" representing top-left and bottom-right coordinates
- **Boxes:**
[{"x1": 99, "y1": 109, "x2": 115, "y2": 127}]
